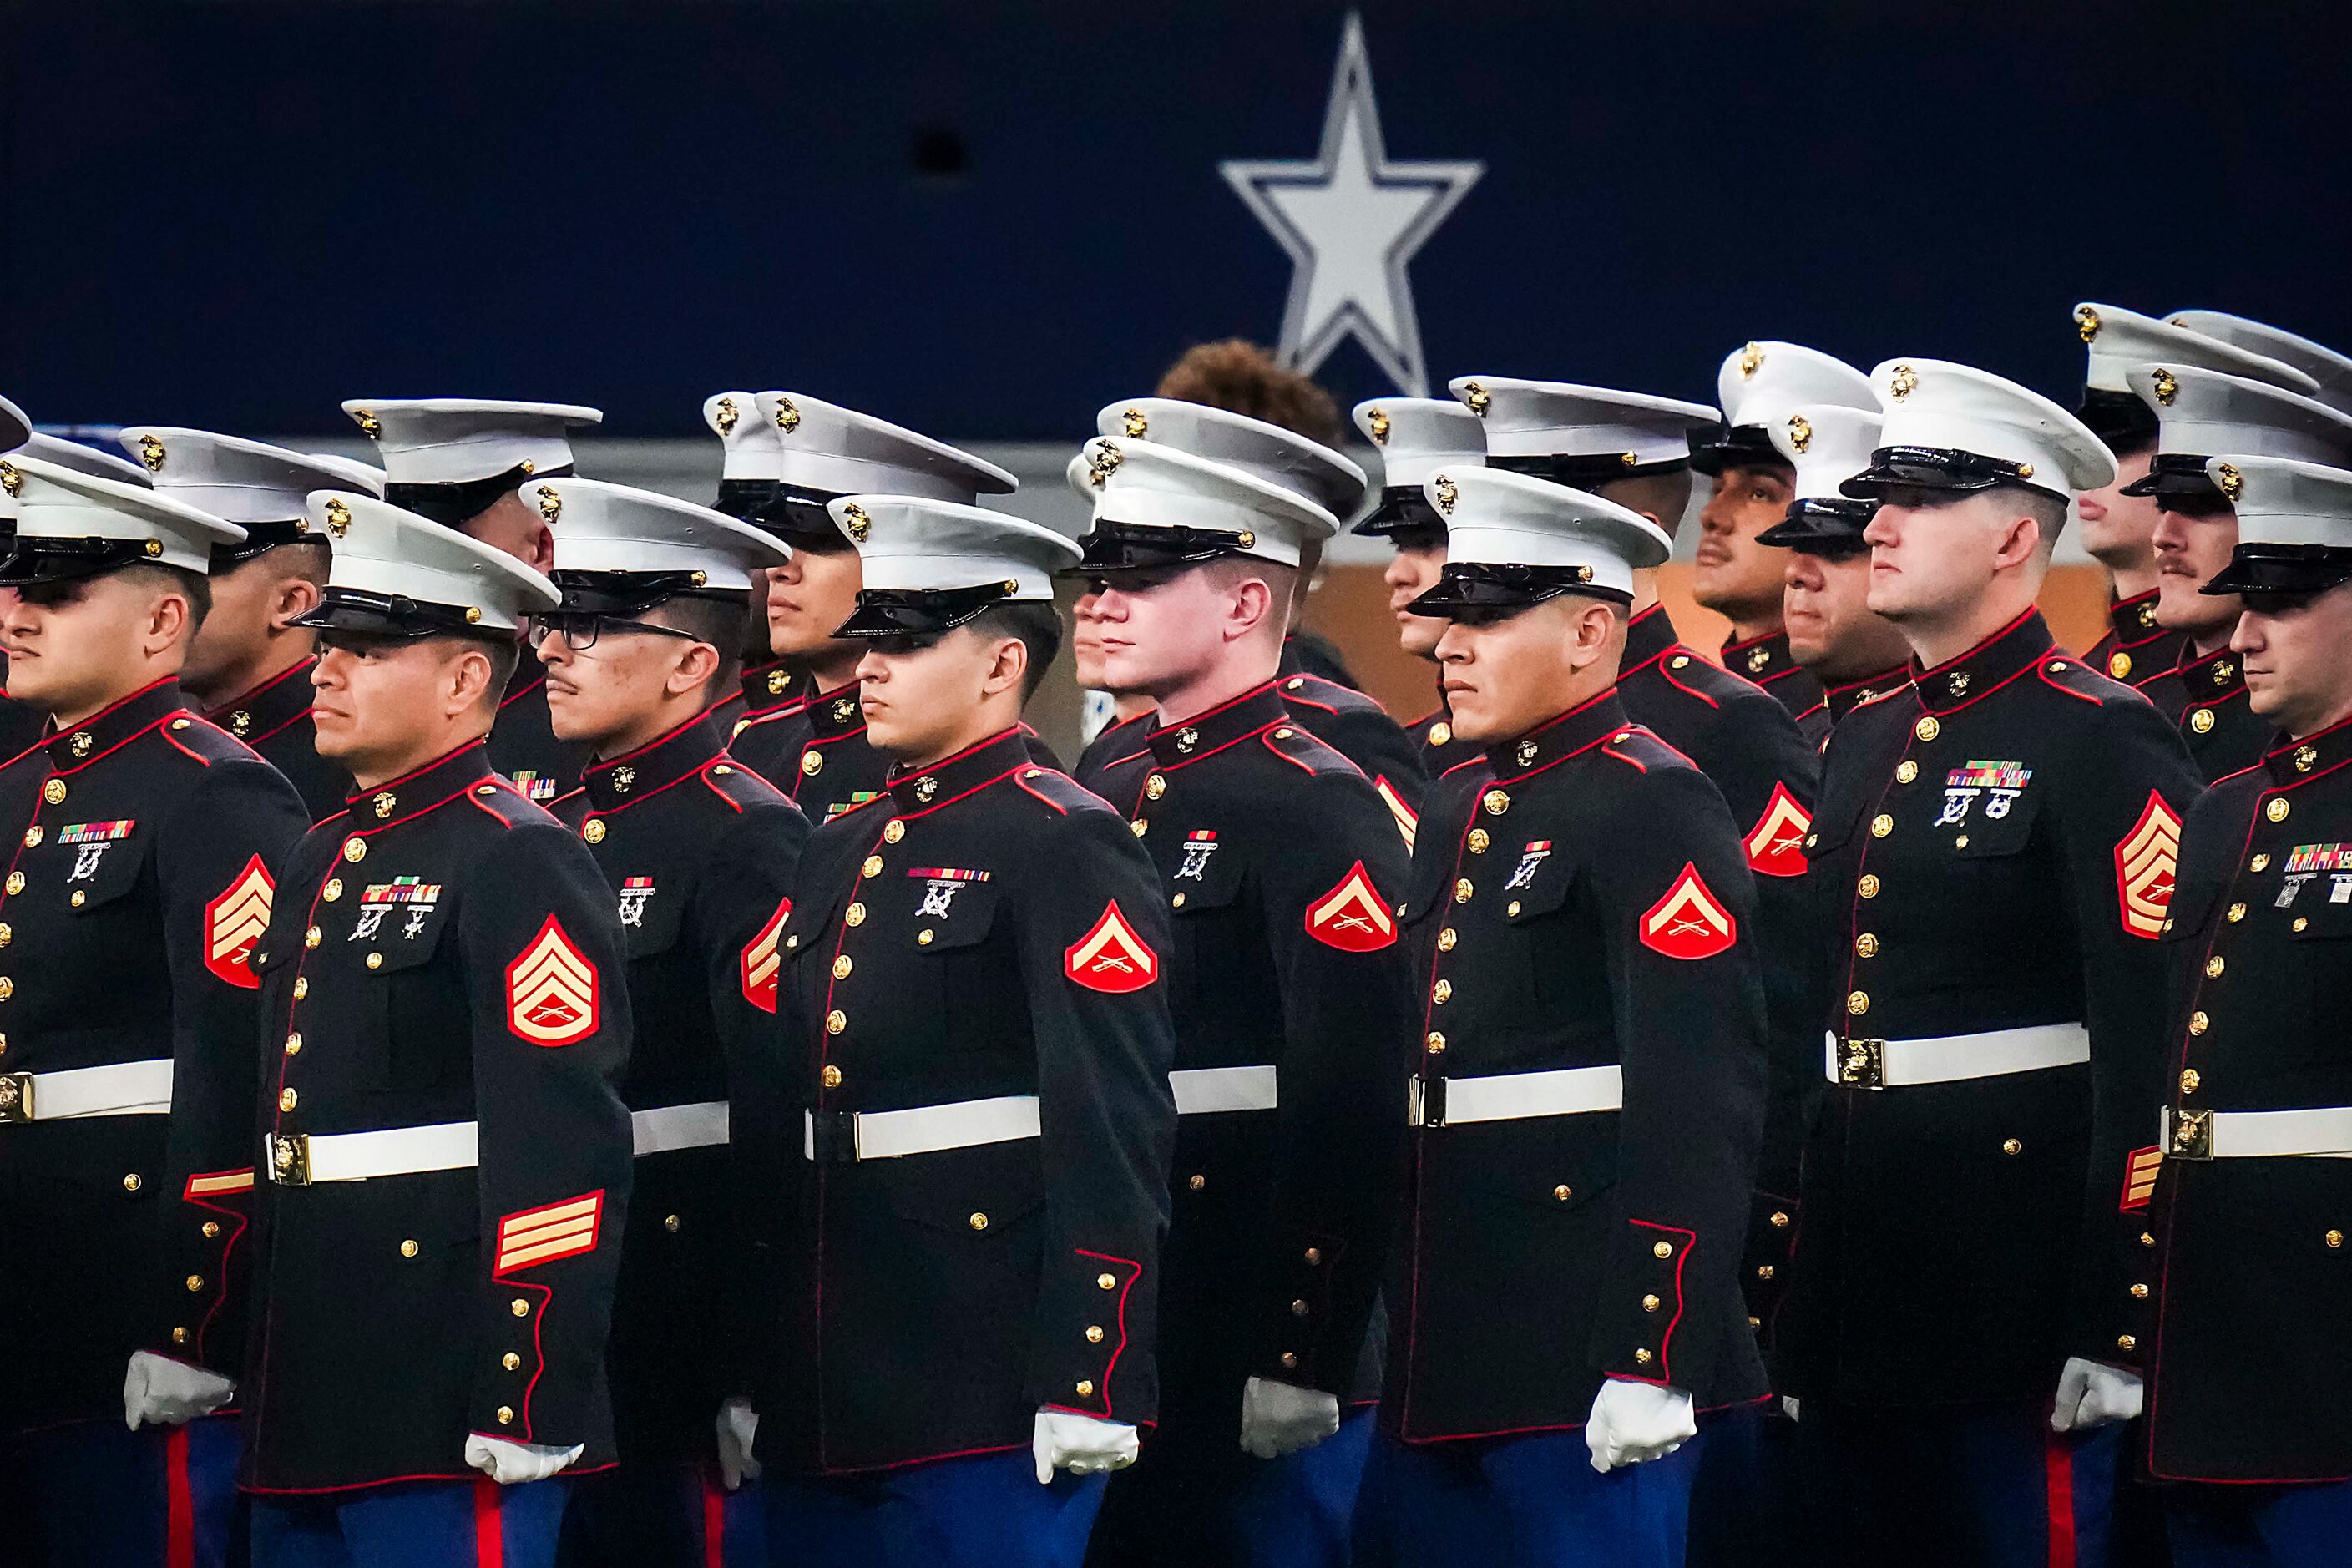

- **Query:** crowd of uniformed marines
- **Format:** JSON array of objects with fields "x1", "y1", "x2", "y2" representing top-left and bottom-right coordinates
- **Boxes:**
[{"x1": 1, "y1": 298, "x2": 2349, "y2": 1568}]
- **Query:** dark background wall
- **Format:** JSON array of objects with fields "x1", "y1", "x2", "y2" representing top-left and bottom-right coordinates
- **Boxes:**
[{"x1": 4, "y1": 0, "x2": 2348, "y2": 439}]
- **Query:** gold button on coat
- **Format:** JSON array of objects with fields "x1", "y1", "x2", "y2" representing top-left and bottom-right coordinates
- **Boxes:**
[
  {"x1": 862, "y1": 856, "x2": 883, "y2": 878},
  {"x1": 832, "y1": 954, "x2": 853, "y2": 979},
  {"x1": 1146, "y1": 775, "x2": 1166, "y2": 800},
  {"x1": 1087, "y1": 1325, "x2": 1105, "y2": 1343},
  {"x1": 278, "y1": 1087, "x2": 297, "y2": 1110},
  {"x1": 1482, "y1": 790, "x2": 1510, "y2": 816},
  {"x1": 802, "y1": 752, "x2": 823, "y2": 776},
  {"x1": 822, "y1": 1065, "x2": 842, "y2": 1088},
  {"x1": 826, "y1": 1009, "x2": 847, "y2": 1034},
  {"x1": 1652, "y1": 1240, "x2": 1673, "y2": 1259},
  {"x1": 342, "y1": 837, "x2": 367, "y2": 862},
  {"x1": 400, "y1": 1239, "x2": 418, "y2": 1257},
  {"x1": 503, "y1": 1353, "x2": 523, "y2": 1371},
  {"x1": 845, "y1": 903, "x2": 866, "y2": 926},
  {"x1": 1454, "y1": 879, "x2": 1473, "y2": 903},
  {"x1": 584, "y1": 820, "x2": 606, "y2": 844},
  {"x1": 1075, "y1": 1380, "x2": 1095, "y2": 1397},
  {"x1": 883, "y1": 820, "x2": 906, "y2": 843},
  {"x1": 1855, "y1": 933, "x2": 1879, "y2": 959},
  {"x1": 1870, "y1": 814, "x2": 1894, "y2": 837},
  {"x1": 969, "y1": 1213, "x2": 989, "y2": 1232},
  {"x1": 1466, "y1": 829, "x2": 1490, "y2": 853},
  {"x1": 1436, "y1": 928, "x2": 1456, "y2": 952},
  {"x1": 1859, "y1": 874, "x2": 1880, "y2": 898},
  {"x1": 1914, "y1": 716, "x2": 1940, "y2": 741},
  {"x1": 512, "y1": 1298, "x2": 531, "y2": 1317},
  {"x1": 1846, "y1": 990, "x2": 1869, "y2": 1015},
  {"x1": 1097, "y1": 1272, "x2": 1117, "y2": 1289},
  {"x1": 42, "y1": 779, "x2": 64, "y2": 805},
  {"x1": 2268, "y1": 798, "x2": 2290, "y2": 822},
  {"x1": 1895, "y1": 761, "x2": 1919, "y2": 784}
]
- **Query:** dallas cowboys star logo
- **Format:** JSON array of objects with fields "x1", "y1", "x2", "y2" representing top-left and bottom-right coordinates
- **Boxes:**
[{"x1": 1220, "y1": 12, "x2": 1482, "y2": 397}]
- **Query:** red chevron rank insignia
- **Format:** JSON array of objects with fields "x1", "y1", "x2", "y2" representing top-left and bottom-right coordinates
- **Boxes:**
[
  {"x1": 741, "y1": 898, "x2": 790, "y2": 1014},
  {"x1": 2114, "y1": 792, "x2": 2182, "y2": 939},
  {"x1": 203, "y1": 856, "x2": 276, "y2": 988},
  {"x1": 1641, "y1": 862, "x2": 1737, "y2": 960},
  {"x1": 2119, "y1": 1145, "x2": 2163, "y2": 1212},
  {"x1": 1306, "y1": 860, "x2": 1399, "y2": 952},
  {"x1": 506, "y1": 916, "x2": 599, "y2": 1045},
  {"x1": 1065, "y1": 900, "x2": 1158, "y2": 993},
  {"x1": 1743, "y1": 782, "x2": 1813, "y2": 878}
]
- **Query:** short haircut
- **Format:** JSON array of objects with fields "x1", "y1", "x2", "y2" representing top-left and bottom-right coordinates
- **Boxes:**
[
  {"x1": 271, "y1": 539, "x2": 332, "y2": 589},
  {"x1": 1197, "y1": 553, "x2": 1298, "y2": 636},
  {"x1": 645, "y1": 594, "x2": 747, "y2": 707},
  {"x1": 2006, "y1": 485, "x2": 2070, "y2": 554},
  {"x1": 119, "y1": 562, "x2": 213, "y2": 637},
  {"x1": 1596, "y1": 469, "x2": 1695, "y2": 536},
  {"x1": 967, "y1": 599, "x2": 1064, "y2": 701},
  {"x1": 430, "y1": 632, "x2": 521, "y2": 711},
  {"x1": 1155, "y1": 340, "x2": 1343, "y2": 445}
]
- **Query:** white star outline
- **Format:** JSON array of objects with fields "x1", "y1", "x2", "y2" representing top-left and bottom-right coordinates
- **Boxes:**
[{"x1": 1220, "y1": 13, "x2": 1482, "y2": 397}]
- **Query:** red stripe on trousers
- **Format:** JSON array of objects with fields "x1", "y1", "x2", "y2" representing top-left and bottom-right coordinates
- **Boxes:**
[
  {"x1": 2044, "y1": 1428, "x2": 2076, "y2": 1568},
  {"x1": 702, "y1": 1469, "x2": 726, "y2": 1568},
  {"x1": 474, "y1": 1476, "x2": 504, "y2": 1568},
  {"x1": 165, "y1": 1427, "x2": 194, "y2": 1568}
]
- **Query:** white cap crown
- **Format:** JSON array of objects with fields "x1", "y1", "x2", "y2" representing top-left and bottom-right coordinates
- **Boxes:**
[
  {"x1": 1353, "y1": 397, "x2": 1485, "y2": 490},
  {"x1": 536, "y1": 477, "x2": 788, "y2": 589},
  {"x1": 1425, "y1": 466, "x2": 1672, "y2": 599},
  {"x1": 342, "y1": 398, "x2": 603, "y2": 486},
  {"x1": 302, "y1": 490, "x2": 559, "y2": 630}
]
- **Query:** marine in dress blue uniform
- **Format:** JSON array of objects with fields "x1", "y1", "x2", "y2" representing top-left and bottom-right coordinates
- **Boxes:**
[
  {"x1": 700, "y1": 392, "x2": 802, "y2": 726},
  {"x1": 1774, "y1": 360, "x2": 2203, "y2": 1566},
  {"x1": 1073, "y1": 398, "x2": 1427, "y2": 842},
  {"x1": 240, "y1": 490, "x2": 635, "y2": 1568},
  {"x1": 2115, "y1": 357, "x2": 2352, "y2": 784},
  {"x1": 341, "y1": 397, "x2": 604, "y2": 801},
  {"x1": 2071, "y1": 303, "x2": 2314, "y2": 688},
  {"x1": 0, "y1": 456, "x2": 308, "y2": 1568},
  {"x1": 1751, "y1": 404, "x2": 1913, "y2": 752},
  {"x1": 1450, "y1": 373, "x2": 1823, "y2": 1400},
  {"x1": 0, "y1": 419, "x2": 144, "y2": 760},
  {"x1": 723, "y1": 390, "x2": 1029, "y2": 807},
  {"x1": 2134, "y1": 456, "x2": 2352, "y2": 1565},
  {"x1": 1060, "y1": 438, "x2": 1417, "y2": 1568},
  {"x1": 1353, "y1": 464, "x2": 1769, "y2": 1568},
  {"x1": 126, "y1": 427, "x2": 380, "y2": 819},
  {"x1": 1687, "y1": 342, "x2": 1880, "y2": 736},
  {"x1": 751, "y1": 495, "x2": 1178, "y2": 1568},
  {"x1": 524, "y1": 478, "x2": 808, "y2": 1568}
]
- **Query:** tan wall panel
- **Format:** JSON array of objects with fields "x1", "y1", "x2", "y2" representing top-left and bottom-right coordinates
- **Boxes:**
[{"x1": 1299, "y1": 564, "x2": 2119, "y2": 722}]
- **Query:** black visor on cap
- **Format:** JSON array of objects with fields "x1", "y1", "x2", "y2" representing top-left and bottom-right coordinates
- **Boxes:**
[
  {"x1": 550, "y1": 570, "x2": 746, "y2": 618},
  {"x1": 386, "y1": 463, "x2": 573, "y2": 530},
  {"x1": 1756, "y1": 498, "x2": 1876, "y2": 554},
  {"x1": 2079, "y1": 388, "x2": 2160, "y2": 455},
  {"x1": 2119, "y1": 451, "x2": 2223, "y2": 504},
  {"x1": 0, "y1": 536, "x2": 169, "y2": 588},
  {"x1": 1406, "y1": 560, "x2": 1627, "y2": 617},
  {"x1": 293, "y1": 587, "x2": 514, "y2": 641},
  {"x1": 2202, "y1": 543, "x2": 2352, "y2": 598},
  {"x1": 1841, "y1": 447, "x2": 2054, "y2": 500},
  {"x1": 210, "y1": 518, "x2": 318, "y2": 570},
  {"x1": 1686, "y1": 424, "x2": 1788, "y2": 478},
  {"x1": 833, "y1": 582, "x2": 1018, "y2": 638},
  {"x1": 1067, "y1": 518, "x2": 1255, "y2": 575},
  {"x1": 1351, "y1": 485, "x2": 1450, "y2": 539},
  {"x1": 720, "y1": 480, "x2": 852, "y2": 546},
  {"x1": 1489, "y1": 452, "x2": 1690, "y2": 490}
]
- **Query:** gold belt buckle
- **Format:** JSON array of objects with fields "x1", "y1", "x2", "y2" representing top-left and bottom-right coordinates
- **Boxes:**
[
  {"x1": 2169, "y1": 1109, "x2": 2213, "y2": 1161},
  {"x1": 1839, "y1": 1038, "x2": 1887, "y2": 1091},
  {"x1": 0, "y1": 1071, "x2": 31, "y2": 1124},
  {"x1": 268, "y1": 1132, "x2": 311, "y2": 1186}
]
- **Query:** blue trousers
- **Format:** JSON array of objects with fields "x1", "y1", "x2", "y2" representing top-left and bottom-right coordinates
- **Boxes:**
[
  {"x1": 1793, "y1": 1400, "x2": 2121, "y2": 1567},
  {"x1": 250, "y1": 1475, "x2": 571, "y2": 1568},
  {"x1": 2167, "y1": 1479, "x2": 2352, "y2": 1568},
  {"x1": 0, "y1": 1414, "x2": 243, "y2": 1568},
  {"x1": 761, "y1": 1449, "x2": 1107, "y2": 1568},
  {"x1": 1085, "y1": 1406, "x2": 1374, "y2": 1567},
  {"x1": 1350, "y1": 1426, "x2": 1699, "y2": 1568},
  {"x1": 556, "y1": 1462, "x2": 765, "y2": 1567}
]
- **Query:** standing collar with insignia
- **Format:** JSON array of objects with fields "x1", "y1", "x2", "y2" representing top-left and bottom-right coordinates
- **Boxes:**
[
  {"x1": 2177, "y1": 644, "x2": 2245, "y2": 701},
  {"x1": 1621, "y1": 601, "x2": 1685, "y2": 677},
  {"x1": 1909, "y1": 609, "x2": 2056, "y2": 714},
  {"x1": 743, "y1": 659, "x2": 796, "y2": 710},
  {"x1": 1487, "y1": 687, "x2": 1635, "y2": 781},
  {"x1": 885, "y1": 726, "x2": 1035, "y2": 817},
  {"x1": 1824, "y1": 665, "x2": 1913, "y2": 724},
  {"x1": 2105, "y1": 587, "x2": 2164, "y2": 646},
  {"x1": 809, "y1": 680, "x2": 866, "y2": 739},
  {"x1": 1146, "y1": 680, "x2": 1290, "y2": 769},
  {"x1": 1722, "y1": 628, "x2": 1802, "y2": 685},
  {"x1": 343, "y1": 740, "x2": 498, "y2": 823},
  {"x1": 43, "y1": 676, "x2": 188, "y2": 771},
  {"x1": 2265, "y1": 711, "x2": 2352, "y2": 787},
  {"x1": 205, "y1": 656, "x2": 319, "y2": 746},
  {"x1": 581, "y1": 714, "x2": 726, "y2": 812}
]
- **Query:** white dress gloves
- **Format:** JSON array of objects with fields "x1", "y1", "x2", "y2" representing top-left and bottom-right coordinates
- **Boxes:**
[
  {"x1": 1032, "y1": 1409, "x2": 1140, "y2": 1485},
  {"x1": 1586, "y1": 1378, "x2": 1697, "y2": 1474},
  {"x1": 1239, "y1": 1375, "x2": 1343, "y2": 1459}
]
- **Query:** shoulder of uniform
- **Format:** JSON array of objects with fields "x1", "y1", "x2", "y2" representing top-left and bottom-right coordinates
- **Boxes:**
[
  {"x1": 1278, "y1": 674, "x2": 1390, "y2": 719},
  {"x1": 1595, "y1": 724, "x2": 1699, "y2": 776},
  {"x1": 2034, "y1": 653, "x2": 2147, "y2": 708},
  {"x1": 733, "y1": 706, "x2": 797, "y2": 736},
  {"x1": 1009, "y1": 766, "x2": 1115, "y2": 820},
  {"x1": 701, "y1": 758, "x2": 792, "y2": 813},
  {"x1": 155, "y1": 713, "x2": 265, "y2": 768},
  {"x1": 547, "y1": 785, "x2": 589, "y2": 822},
  {"x1": 465, "y1": 778, "x2": 565, "y2": 832},
  {"x1": 1259, "y1": 721, "x2": 1363, "y2": 780}
]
